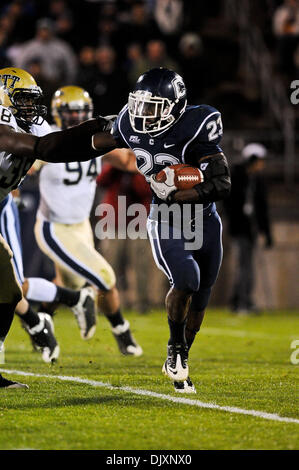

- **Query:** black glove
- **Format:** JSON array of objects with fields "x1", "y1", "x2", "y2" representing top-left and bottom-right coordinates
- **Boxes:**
[{"x1": 96, "y1": 115, "x2": 117, "y2": 133}]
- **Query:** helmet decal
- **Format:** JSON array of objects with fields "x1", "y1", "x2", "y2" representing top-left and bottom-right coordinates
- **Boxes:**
[
  {"x1": 0, "y1": 67, "x2": 46, "y2": 125},
  {"x1": 172, "y1": 76, "x2": 186, "y2": 101},
  {"x1": 1, "y1": 74, "x2": 21, "y2": 90}
]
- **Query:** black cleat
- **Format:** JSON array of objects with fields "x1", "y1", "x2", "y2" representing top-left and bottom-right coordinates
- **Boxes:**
[
  {"x1": 162, "y1": 343, "x2": 189, "y2": 382},
  {"x1": 0, "y1": 374, "x2": 29, "y2": 389},
  {"x1": 173, "y1": 376, "x2": 196, "y2": 394},
  {"x1": 72, "y1": 287, "x2": 96, "y2": 340},
  {"x1": 25, "y1": 313, "x2": 60, "y2": 363},
  {"x1": 111, "y1": 320, "x2": 143, "y2": 356}
]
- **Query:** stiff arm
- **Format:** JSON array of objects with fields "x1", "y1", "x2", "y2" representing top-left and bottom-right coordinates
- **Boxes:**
[{"x1": 0, "y1": 118, "x2": 117, "y2": 163}]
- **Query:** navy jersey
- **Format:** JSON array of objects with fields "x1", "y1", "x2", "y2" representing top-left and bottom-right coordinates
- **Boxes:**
[{"x1": 112, "y1": 103, "x2": 223, "y2": 215}]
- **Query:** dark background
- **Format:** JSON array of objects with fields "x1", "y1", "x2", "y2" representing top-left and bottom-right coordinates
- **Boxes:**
[{"x1": 1, "y1": 0, "x2": 298, "y2": 309}]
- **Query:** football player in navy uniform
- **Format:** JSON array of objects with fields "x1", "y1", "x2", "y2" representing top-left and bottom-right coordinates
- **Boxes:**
[
  {"x1": 92, "y1": 67, "x2": 231, "y2": 393},
  {"x1": 0, "y1": 66, "x2": 230, "y2": 392}
]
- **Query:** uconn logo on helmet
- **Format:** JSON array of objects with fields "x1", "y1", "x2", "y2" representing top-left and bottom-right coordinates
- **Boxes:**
[{"x1": 172, "y1": 76, "x2": 186, "y2": 100}]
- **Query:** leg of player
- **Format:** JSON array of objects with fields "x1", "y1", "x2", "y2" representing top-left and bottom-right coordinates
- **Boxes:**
[
  {"x1": 185, "y1": 309, "x2": 205, "y2": 351},
  {"x1": 34, "y1": 217, "x2": 142, "y2": 351},
  {"x1": 173, "y1": 308, "x2": 205, "y2": 394},
  {"x1": 22, "y1": 278, "x2": 96, "y2": 341},
  {"x1": 0, "y1": 235, "x2": 28, "y2": 389},
  {"x1": 173, "y1": 212, "x2": 223, "y2": 394},
  {"x1": 98, "y1": 286, "x2": 143, "y2": 357},
  {"x1": 15, "y1": 296, "x2": 59, "y2": 364},
  {"x1": 162, "y1": 287, "x2": 191, "y2": 382},
  {"x1": 147, "y1": 218, "x2": 198, "y2": 383},
  {"x1": 0, "y1": 302, "x2": 29, "y2": 389}
]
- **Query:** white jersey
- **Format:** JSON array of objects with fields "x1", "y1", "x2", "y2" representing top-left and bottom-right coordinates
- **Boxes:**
[
  {"x1": 39, "y1": 127, "x2": 102, "y2": 224},
  {"x1": 0, "y1": 105, "x2": 52, "y2": 203}
]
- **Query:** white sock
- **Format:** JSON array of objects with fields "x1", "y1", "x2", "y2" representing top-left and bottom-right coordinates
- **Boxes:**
[{"x1": 26, "y1": 277, "x2": 58, "y2": 303}]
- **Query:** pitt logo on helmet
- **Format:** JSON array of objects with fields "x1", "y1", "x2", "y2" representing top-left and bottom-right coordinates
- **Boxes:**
[
  {"x1": 1, "y1": 74, "x2": 21, "y2": 90},
  {"x1": 0, "y1": 67, "x2": 47, "y2": 125}
]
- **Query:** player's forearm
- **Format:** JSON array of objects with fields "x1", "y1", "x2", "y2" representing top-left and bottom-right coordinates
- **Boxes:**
[
  {"x1": 173, "y1": 188, "x2": 199, "y2": 202},
  {"x1": 173, "y1": 152, "x2": 231, "y2": 203},
  {"x1": 173, "y1": 175, "x2": 231, "y2": 203},
  {"x1": 190, "y1": 152, "x2": 231, "y2": 203},
  {"x1": 34, "y1": 119, "x2": 117, "y2": 163},
  {"x1": 193, "y1": 175, "x2": 231, "y2": 202},
  {"x1": 0, "y1": 131, "x2": 37, "y2": 158}
]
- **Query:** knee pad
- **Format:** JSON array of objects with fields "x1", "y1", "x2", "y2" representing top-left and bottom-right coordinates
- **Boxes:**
[{"x1": 173, "y1": 258, "x2": 200, "y2": 293}]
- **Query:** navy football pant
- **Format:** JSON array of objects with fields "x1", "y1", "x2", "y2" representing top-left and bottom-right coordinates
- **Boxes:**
[{"x1": 147, "y1": 211, "x2": 223, "y2": 311}]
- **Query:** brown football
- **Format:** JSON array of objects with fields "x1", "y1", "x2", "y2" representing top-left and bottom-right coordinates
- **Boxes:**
[{"x1": 155, "y1": 163, "x2": 204, "y2": 190}]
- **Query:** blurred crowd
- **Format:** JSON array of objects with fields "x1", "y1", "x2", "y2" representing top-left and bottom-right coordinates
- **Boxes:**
[
  {"x1": 0, "y1": 0, "x2": 297, "y2": 127},
  {"x1": 0, "y1": 0, "x2": 297, "y2": 312},
  {"x1": 273, "y1": 0, "x2": 299, "y2": 78},
  {"x1": 0, "y1": 0, "x2": 210, "y2": 116}
]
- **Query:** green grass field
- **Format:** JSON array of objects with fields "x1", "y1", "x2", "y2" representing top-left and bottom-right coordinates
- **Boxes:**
[{"x1": 0, "y1": 308, "x2": 298, "y2": 450}]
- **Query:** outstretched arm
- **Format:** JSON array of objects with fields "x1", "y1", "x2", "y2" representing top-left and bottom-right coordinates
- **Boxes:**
[
  {"x1": 35, "y1": 119, "x2": 117, "y2": 163},
  {"x1": 0, "y1": 124, "x2": 37, "y2": 158},
  {"x1": 0, "y1": 117, "x2": 117, "y2": 163}
]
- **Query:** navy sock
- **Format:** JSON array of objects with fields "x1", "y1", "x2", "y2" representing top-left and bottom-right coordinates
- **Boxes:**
[
  {"x1": 185, "y1": 327, "x2": 200, "y2": 351},
  {"x1": 55, "y1": 286, "x2": 80, "y2": 307},
  {"x1": 168, "y1": 317, "x2": 187, "y2": 345},
  {"x1": 105, "y1": 309, "x2": 125, "y2": 328},
  {"x1": 17, "y1": 306, "x2": 39, "y2": 328}
]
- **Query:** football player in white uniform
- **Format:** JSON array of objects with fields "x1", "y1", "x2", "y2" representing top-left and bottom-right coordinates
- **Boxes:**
[
  {"x1": 35, "y1": 86, "x2": 142, "y2": 357},
  {"x1": 0, "y1": 68, "x2": 115, "y2": 388}
]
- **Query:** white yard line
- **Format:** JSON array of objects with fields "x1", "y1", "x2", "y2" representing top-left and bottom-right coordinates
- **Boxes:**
[{"x1": 1, "y1": 368, "x2": 298, "y2": 425}]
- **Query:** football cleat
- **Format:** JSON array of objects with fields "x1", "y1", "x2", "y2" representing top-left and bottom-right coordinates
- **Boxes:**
[
  {"x1": 111, "y1": 320, "x2": 143, "y2": 356},
  {"x1": 0, "y1": 374, "x2": 29, "y2": 389},
  {"x1": 72, "y1": 286, "x2": 96, "y2": 340},
  {"x1": 173, "y1": 377, "x2": 196, "y2": 394},
  {"x1": 162, "y1": 343, "x2": 189, "y2": 382},
  {"x1": 26, "y1": 312, "x2": 60, "y2": 363}
]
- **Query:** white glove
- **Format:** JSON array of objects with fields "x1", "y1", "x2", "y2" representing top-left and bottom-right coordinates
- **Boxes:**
[{"x1": 150, "y1": 167, "x2": 177, "y2": 201}]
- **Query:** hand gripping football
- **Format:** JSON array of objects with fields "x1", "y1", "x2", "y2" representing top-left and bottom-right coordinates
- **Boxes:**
[{"x1": 155, "y1": 164, "x2": 204, "y2": 190}]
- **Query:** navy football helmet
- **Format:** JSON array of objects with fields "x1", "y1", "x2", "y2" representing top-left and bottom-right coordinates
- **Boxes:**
[{"x1": 128, "y1": 68, "x2": 187, "y2": 134}]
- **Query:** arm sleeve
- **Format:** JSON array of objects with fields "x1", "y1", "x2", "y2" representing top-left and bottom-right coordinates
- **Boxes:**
[{"x1": 193, "y1": 153, "x2": 231, "y2": 203}]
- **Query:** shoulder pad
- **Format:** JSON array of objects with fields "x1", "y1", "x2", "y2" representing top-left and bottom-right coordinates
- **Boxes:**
[{"x1": 182, "y1": 105, "x2": 223, "y2": 161}]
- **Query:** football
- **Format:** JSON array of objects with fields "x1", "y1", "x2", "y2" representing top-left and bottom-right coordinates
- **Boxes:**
[{"x1": 155, "y1": 163, "x2": 204, "y2": 190}]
